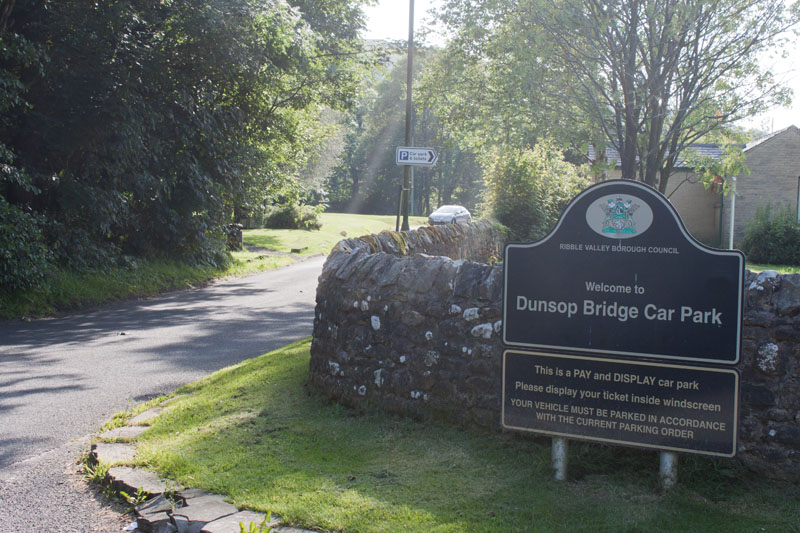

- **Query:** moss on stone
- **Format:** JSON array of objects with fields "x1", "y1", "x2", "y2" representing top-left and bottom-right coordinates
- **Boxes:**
[
  {"x1": 360, "y1": 234, "x2": 380, "y2": 253},
  {"x1": 385, "y1": 230, "x2": 408, "y2": 255}
]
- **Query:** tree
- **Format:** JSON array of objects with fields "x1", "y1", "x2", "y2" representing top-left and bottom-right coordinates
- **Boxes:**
[
  {"x1": 482, "y1": 140, "x2": 590, "y2": 240},
  {"x1": 420, "y1": 0, "x2": 593, "y2": 154},
  {"x1": 524, "y1": 0, "x2": 798, "y2": 193},
  {"x1": 0, "y1": 0, "x2": 370, "y2": 275},
  {"x1": 327, "y1": 48, "x2": 484, "y2": 215}
]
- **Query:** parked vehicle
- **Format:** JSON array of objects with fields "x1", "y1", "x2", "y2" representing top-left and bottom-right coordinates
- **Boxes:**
[{"x1": 428, "y1": 205, "x2": 472, "y2": 225}]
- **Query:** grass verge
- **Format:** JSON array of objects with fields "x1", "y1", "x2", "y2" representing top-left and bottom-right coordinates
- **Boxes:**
[
  {"x1": 1, "y1": 212, "x2": 426, "y2": 320},
  {"x1": 243, "y1": 212, "x2": 428, "y2": 255},
  {"x1": 133, "y1": 339, "x2": 800, "y2": 533},
  {"x1": 0, "y1": 252, "x2": 295, "y2": 319},
  {"x1": 747, "y1": 263, "x2": 800, "y2": 274}
]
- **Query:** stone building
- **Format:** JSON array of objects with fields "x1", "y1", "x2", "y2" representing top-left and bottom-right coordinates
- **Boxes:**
[
  {"x1": 722, "y1": 125, "x2": 800, "y2": 244},
  {"x1": 591, "y1": 125, "x2": 800, "y2": 247}
]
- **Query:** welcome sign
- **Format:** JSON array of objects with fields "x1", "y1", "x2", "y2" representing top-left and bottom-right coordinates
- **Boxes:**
[
  {"x1": 501, "y1": 180, "x2": 743, "y2": 457},
  {"x1": 503, "y1": 180, "x2": 744, "y2": 365}
]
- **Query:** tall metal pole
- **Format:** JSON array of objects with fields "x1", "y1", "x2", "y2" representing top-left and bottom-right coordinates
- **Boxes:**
[{"x1": 400, "y1": 0, "x2": 414, "y2": 231}]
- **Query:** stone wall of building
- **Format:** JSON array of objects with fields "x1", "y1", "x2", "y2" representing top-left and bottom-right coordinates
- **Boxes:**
[
  {"x1": 309, "y1": 224, "x2": 800, "y2": 480},
  {"x1": 722, "y1": 126, "x2": 800, "y2": 244}
]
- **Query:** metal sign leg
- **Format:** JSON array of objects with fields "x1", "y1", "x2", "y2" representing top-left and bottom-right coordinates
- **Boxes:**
[
  {"x1": 552, "y1": 438, "x2": 568, "y2": 481},
  {"x1": 659, "y1": 451, "x2": 678, "y2": 490}
]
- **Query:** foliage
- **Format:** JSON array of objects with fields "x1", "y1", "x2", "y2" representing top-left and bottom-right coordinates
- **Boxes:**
[
  {"x1": 0, "y1": 253, "x2": 294, "y2": 319},
  {"x1": 523, "y1": 0, "x2": 798, "y2": 192},
  {"x1": 739, "y1": 204, "x2": 800, "y2": 265},
  {"x1": 264, "y1": 204, "x2": 323, "y2": 230},
  {"x1": 0, "y1": 0, "x2": 371, "y2": 276},
  {"x1": 239, "y1": 514, "x2": 273, "y2": 533},
  {"x1": 0, "y1": 196, "x2": 52, "y2": 291},
  {"x1": 0, "y1": 213, "x2": 422, "y2": 319},
  {"x1": 482, "y1": 141, "x2": 590, "y2": 241},
  {"x1": 120, "y1": 487, "x2": 151, "y2": 507},
  {"x1": 327, "y1": 48, "x2": 483, "y2": 216},
  {"x1": 83, "y1": 461, "x2": 110, "y2": 486},
  {"x1": 683, "y1": 142, "x2": 750, "y2": 197},
  {"x1": 421, "y1": 0, "x2": 593, "y2": 154},
  {"x1": 430, "y1": 0, "x2": 798, "y2": 193}
]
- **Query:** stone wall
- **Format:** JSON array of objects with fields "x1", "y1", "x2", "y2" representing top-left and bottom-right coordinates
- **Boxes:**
[
  {"x1": 309, "y1": 224, "x2": 800, "y2": 480},
  {"x1": 739, "y1": 270, "x2": 800, "y2": 478}
]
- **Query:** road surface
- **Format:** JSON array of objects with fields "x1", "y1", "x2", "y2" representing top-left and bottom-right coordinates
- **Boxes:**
[{"x1": 0, "y1": 256, "x2": 325, "y2": 532}]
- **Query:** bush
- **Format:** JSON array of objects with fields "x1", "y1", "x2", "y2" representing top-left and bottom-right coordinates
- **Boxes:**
[
  {"x1": 264, "y1": 204, "x2": 323, "y2": 230},
  {"x1": 0, "y1": 198, "x2": 53, "y2": 291},
  {"x1": 739, "y1": 204, "x2": 800, "y2": 265},
  {"x1": 481, "y1": 140, "x2": 590, "y2": 241}
]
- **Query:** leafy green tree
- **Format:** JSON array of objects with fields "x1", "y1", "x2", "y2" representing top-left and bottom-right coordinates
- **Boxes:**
[
  {"x1": 482, "y1": 140, "x2": 590, "y2": 240},
  {"x1": 524, "y1": 0, "x2": 798, "y2": 192},
  {"x1": 0, "y1": 0, "x2": 369, "y2": 282},
  {"x1": 429, "y1": 0, "x2": 798, "y2": 196},
  {"x1": 420, "y1": 0, "x2": 595, "y2": 155},
  {"x1": 328, "y1": 47, "x2": 484, "y2": 216}
]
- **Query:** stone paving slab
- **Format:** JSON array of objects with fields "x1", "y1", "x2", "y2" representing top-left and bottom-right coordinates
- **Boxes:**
[
  {"x1": 201, "y1": 510, "x2": 275, "y2": 532},
  {"x1": 130, "y1": 407, "x2": 165, "y2": 425},
  {"x1": 178, "y1": 487, "x2": 211, "y2": 502},
  {"x1": 171, "y1": 494, "x2": 239, "y2": 533},
  {"x1": 171, "y1": 494, "x2": 238, "y2": 523},
  {"x1": 92, "y1": 441, "x2": 137, "y2": 465},
  {"x1": 92, "y1": 407, "x2": 319, "y2": 532},
  {"x1": 136, "y1": 494, "x2": 175, "y2": 516},
  {"x1": 100, "y1": 425, "x2": 149, "y2": 440},
  {"x1": 137, "y1": 510, "x2": 174, "y2": 533},
  {"x1": 107, "y1": 466, "x2": 172, "y2": 496}
]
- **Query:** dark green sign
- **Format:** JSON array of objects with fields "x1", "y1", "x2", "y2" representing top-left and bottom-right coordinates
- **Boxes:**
[
  {"x1": 502, "y1": 350, "x2": 739, "y2": 457},
  {"x1": 503, "y1": 180, "x2": 744, "y2": 365}
]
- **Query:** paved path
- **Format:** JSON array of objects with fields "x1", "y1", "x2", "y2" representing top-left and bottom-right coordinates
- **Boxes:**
[{"x1": 0, "y1": 256, "x2": 325, "y2": 532}]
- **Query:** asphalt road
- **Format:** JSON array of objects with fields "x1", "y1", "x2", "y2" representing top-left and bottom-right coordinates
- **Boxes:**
[{"x1": 0, "y1": 256, "x2": 325, "y2": 532}]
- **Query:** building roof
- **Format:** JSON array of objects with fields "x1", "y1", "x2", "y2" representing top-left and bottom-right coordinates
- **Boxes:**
[
  {"x1": 744, "y1": 125, "x2": 800, "y2": 152},
  {"x1": 589, "y1": 125, "x2": 799, "y2": 169},
  {"x1": 588, "y1": 143, "x2": 726, "y2": 169}
]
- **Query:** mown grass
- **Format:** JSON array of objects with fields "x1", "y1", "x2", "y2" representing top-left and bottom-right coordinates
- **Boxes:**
[
  {"x1": 243, "y1": 212, "x2": 427, "y2": 255},
  {"x1": 133, "y1": 339, "x2": 800, "y2": 533}
]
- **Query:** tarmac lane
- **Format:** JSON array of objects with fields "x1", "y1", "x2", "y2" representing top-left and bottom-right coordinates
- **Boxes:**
[{"x1": 0, "y1": 256, "x2": 325, "y2": 532}]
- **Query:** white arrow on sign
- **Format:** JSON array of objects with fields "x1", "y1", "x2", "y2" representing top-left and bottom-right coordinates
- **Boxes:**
[{"x1": 396, "y1": 146, "x2": 438, "y2": 166}]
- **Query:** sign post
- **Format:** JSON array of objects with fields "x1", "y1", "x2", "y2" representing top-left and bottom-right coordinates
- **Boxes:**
[{"x1": 501, "y1": 180, "x2": 744, "y2": 487}]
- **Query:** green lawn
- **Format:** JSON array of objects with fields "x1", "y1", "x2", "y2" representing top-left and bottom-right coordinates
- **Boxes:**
[
  {"x1": 243, "y1": 212, "x2": 427, "y2": 255},
  {"x1": 130, "y1": 339, "x2": 800, "y2": 533}
]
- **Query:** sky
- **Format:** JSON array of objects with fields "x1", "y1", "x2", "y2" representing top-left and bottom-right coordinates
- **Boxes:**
[{"x1": 362, "y1": 0, "x2": 800, "y2": 133}]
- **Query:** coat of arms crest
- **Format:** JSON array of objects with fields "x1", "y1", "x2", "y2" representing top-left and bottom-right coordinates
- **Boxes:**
[{"x1": 600, "y1": 196, "x2": 639, "y2": 234}]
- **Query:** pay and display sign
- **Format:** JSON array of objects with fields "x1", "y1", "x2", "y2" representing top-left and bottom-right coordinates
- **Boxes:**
[{"x1": 502, "y1": 350, "x2": 739, "y2": 457}]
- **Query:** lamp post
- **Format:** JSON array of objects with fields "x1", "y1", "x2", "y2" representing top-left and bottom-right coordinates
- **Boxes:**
[{"x1": 399, "y1": 0, "x2": 415, "y2": 231}]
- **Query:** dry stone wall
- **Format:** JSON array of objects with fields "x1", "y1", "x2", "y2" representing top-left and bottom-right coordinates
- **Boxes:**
[{"x1": 309, "y1": 223, "x2": 800, "y2": 480}]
